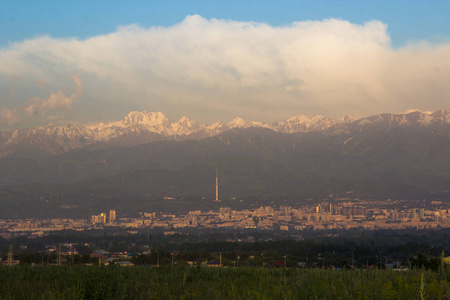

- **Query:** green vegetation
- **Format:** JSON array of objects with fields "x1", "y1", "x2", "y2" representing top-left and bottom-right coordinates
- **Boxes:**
[
  {"x1": 0, "y1": 265, "x2": 449, "y2": 299},
  {"x1": 3, "y1": 229, "x2": 450, "y2": 269},
  {"x1": 1, "y1": 231, "x2": 450, "y2": 298}
]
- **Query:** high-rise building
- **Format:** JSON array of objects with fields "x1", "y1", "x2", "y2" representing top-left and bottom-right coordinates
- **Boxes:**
[
  {"x1": 109, "y1": 210, "x2": 116, "y2": 222},
  {"x1": 419, "y1": 208, "x2": 424, "y2": 220},
  {"x1": 91, "y1": 213, "x2": 107, "y2": 224},
  {"x1": 410, "y1": 208, "x2": 417, "y2": 219},
  {"x1": 316, "y1": 204, "x2": 322, "y2": 213},
  {"x1": 100, "y1": 213, "x2": 106, "y2": 223},
  {"x1": 340, "y1": 206, "x2": 365, "y2": 216}
]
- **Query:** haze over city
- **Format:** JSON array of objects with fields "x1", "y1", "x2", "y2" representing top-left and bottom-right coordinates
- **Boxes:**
[{"x1": 1, "y1": 1, "x2": 450, "y2": 130}]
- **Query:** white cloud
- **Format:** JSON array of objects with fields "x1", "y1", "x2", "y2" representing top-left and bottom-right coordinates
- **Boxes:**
[
  {"x1": 9, "y1": 75, "x2": 19, "y2": 97},
  {"x1": 0, "y1": 108, "x2": 20, "y2": 125},
  {"x1": 0, "y1": 75, "x2": 82, "y2": 124},
  {"x1": 1, "y1": 15, "x2": 450, "y2": 127}
]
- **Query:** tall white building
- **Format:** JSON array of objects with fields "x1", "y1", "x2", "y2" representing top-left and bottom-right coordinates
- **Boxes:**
[
  {"x1": 92, "y1": 213, "x2": 107, "y2": 224},
  {"x1": 109, "y1": 210, "x2": 116, "y2": 222}
]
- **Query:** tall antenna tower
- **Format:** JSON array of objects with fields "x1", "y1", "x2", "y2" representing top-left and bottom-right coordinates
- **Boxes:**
[
  {"x1": 215, "y1": 169, "x2": 220, "y2": 202},
  {"x1": 6, "y1": 244, "x2": 14, "y2": 266}
]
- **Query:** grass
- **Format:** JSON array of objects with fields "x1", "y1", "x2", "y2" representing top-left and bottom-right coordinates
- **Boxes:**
[{"x1": 0, "y1": 265, "x2": 449, "y2": 299}]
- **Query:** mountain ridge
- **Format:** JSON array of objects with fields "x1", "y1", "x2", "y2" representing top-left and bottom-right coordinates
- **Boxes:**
[
  {"x1": 1, "y1": 109, "x2": 450, "y2": 159},
  {"x1": 2, "y1": 110, "x2": 450, "y2": 218}
]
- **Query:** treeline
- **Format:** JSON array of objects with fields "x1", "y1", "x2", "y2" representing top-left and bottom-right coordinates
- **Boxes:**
[
  {"x1": 1, "y1": 229, "x2": 450, "y2": 269},
  {"x1": 2, "y1": 246, "x2": 449, "y2": 271}
]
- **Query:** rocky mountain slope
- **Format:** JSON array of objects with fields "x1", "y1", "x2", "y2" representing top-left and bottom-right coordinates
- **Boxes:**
[
  {"x1": 1, "y1": 108, "x2": 450, "y2": 218},
  {"x1": 3, "y1": 109, "x2": 450, "y2": 160},
  {"x1": 0, "y1": 111, "x2": 358, "y2": 158}
]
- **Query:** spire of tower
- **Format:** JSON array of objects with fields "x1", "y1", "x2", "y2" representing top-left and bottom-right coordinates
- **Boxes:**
[{"x1": 215, "y1": 169, "x2": 219, "y2": 202}]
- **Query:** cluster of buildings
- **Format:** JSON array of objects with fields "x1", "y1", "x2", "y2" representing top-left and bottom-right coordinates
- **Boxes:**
[
  {"x1": 91, "y1": 210, "x2": 116, "y2": 224},
  {"x1": 129, "y1": 202, "x2": 450, "y2": 232},
  {"x1": 1, "y1": 200, "x2": 450, "y2": 237}
]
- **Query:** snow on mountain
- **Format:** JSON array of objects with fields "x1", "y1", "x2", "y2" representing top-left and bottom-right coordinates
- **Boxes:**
[
  {"x1": 205, "y1": 121, "x2": 228, "y2": 135},
  {"x1": 227, "y1": 117, "x2": 252, "y2": 128},
  {"x1": 124, "y1": 111, "x2": 170, "y2": 126},
  {"x1": 2, "y1": 109, "x2": 450, "y2": 158},
  {"x1": 226, "y1": 117, "x2": 270, "y2": 130},
  {"x1": 171, "y1": 116, "x2": 202, "y2": 135},
  {"x1": 353, "y1": 109, "x2": 450, "y2": 129},
  {"x1": 89, "y1": 111, "x2": 173, "y2": 139},
  {"x1": 0, "y1": 123, "x2": 97, "y2": 158},
  {"x1": 430, "y1": 108, "x2": 450, "y2": 122},
  {"x1": 399, "y1": 109, "x2": 433, "y2": 115},
  {"x1": 273, "y1": 114, "x2": 356, "y2": 133}
]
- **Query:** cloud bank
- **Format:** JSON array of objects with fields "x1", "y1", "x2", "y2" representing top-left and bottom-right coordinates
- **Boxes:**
[
  {"x1": 0, "y1": 75, "x2": 82, "y2": 125},
  {"x1": 1, "y1": 15, "x2": 450, "y2": 128}
]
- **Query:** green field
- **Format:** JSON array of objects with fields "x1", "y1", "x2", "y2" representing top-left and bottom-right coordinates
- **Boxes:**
[{"x1": 0, "y1": 265, "x2": 449, "y2": 299}]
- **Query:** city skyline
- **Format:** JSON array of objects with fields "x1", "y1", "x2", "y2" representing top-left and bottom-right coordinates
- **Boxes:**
[{"x1": 2, "y1": 200, "x2": 449, "y2": 236}]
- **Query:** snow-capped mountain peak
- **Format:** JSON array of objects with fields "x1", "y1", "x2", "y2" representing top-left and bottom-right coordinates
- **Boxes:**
[
  {"x1": 2, "y1": 109, "x2": 450, "y2": 159},
  {"x1": 286, "y1": 114, "x2": 312, "y2": 123},
  {"x1": 175, "y1": 116, "x2": 199, "y2": 128},
  {"x1": 400, "y1": 109, "x2": 433, "y2": 115},
  {"x1": 122, "y1": 111, "x2": 170, "y2": 126},
  {"x1": 170, "y1": 116, "x2": 201, "y2": 135},
  {"x1": 275, "y1": 114, "x2": 353, "y2": 133},
  {"x1": 227, "y1": 117, "x2": 251, "y2": 128}
]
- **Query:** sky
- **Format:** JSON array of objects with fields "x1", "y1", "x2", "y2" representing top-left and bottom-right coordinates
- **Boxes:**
[{"x1": 1, "y1": 0, "x2": 450, "y2": 129}]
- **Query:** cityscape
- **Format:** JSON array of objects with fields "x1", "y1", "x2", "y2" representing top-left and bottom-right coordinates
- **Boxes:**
[
  {"x1": 2, "y1": 0, "x2": 450, "y2": 298},
  {"x1": 2, "y1": 201, "x2": 450, "y2": 238}
]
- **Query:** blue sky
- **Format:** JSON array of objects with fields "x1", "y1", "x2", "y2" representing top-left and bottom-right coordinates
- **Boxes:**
[
  {"x1": 2, "y1": 1, "x2": 450, "y2": 48},
  {"x1": 1, "y1": 1, "x2": 450, "y2": 129}
]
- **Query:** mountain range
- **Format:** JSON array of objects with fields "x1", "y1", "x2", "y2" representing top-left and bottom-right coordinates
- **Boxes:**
[
  {"x1": 1, "y1": 109, "x2": 450, "y2": 218},
  {"x1": 0, "y1": 111, "x2": 358, "y2": 158}
]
